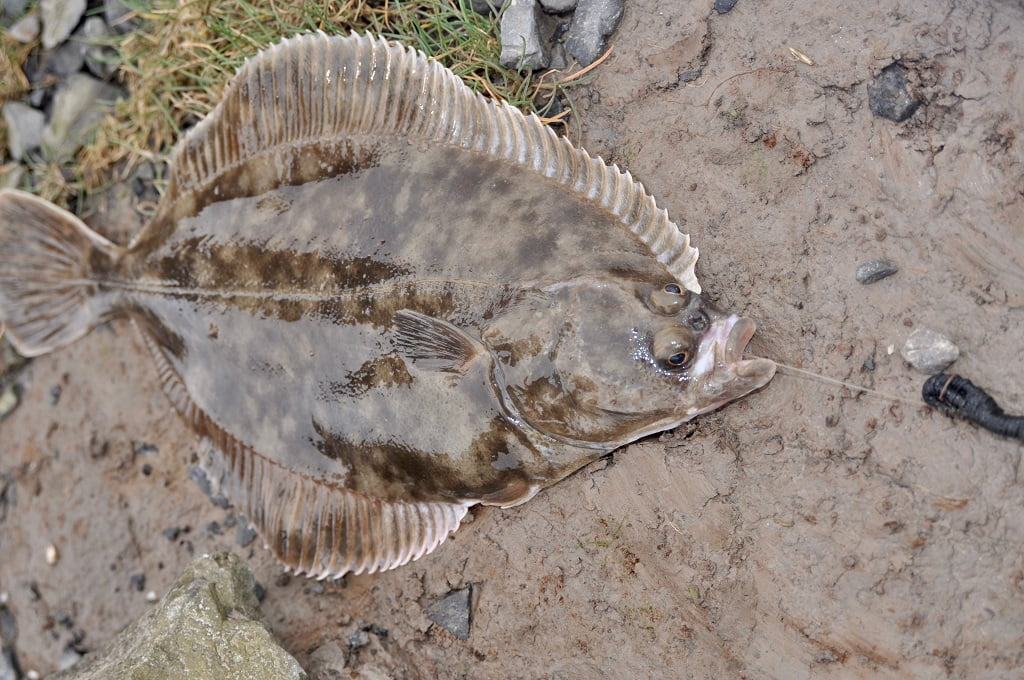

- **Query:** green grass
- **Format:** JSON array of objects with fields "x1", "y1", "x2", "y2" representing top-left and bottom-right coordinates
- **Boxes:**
[{"x1": 2, "y1": 0, "x2": 591, "y2": 203}]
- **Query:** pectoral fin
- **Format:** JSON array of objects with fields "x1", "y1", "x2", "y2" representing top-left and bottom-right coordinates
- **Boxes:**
[{"x1": 392, "y1": 309, "x2": 486, "y2": 374}]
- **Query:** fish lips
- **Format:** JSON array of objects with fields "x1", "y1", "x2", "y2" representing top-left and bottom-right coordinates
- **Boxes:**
[{"x1": 725, "y1": 317, "x2": 776, "y2": 384}]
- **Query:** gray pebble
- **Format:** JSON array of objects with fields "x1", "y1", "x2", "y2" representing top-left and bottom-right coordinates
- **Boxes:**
[
  {"x1": 235, "y1": 520, "x2": 258, "y2": 548},
  {"x1": 46, "y1": 39, "x2": 87, "y2": 79},
  {"x1": 900, "y1": 328, "x2": 959, "y2": 374},
  {"x1": 469, "y1": 0, "x2": 502, "y2": 14},
  {"x1": 3, "y1": 101, "x2": 45, "y2": 160},
  {"x1": 0, "y1": 382, "x2": 20, "y2": 420},
  {"x1": 539, "y1": 0, "x2": 578, "y2": 12},
  {"x1": 855, "y1": 259, "x2": 898, "y2": 284},
  {"x1": 500, "y1": 0, "x2": 549, "y2": 70},
  {"x1": 41, "y1": 73, "x2": 123, "y2": 164},
  {"x1": 867, "y1": 63, "x2": 919, "y2": 122},
  {"x1": 565, "y1": 0, "x2": 623, "y2": 67},
  {"x1": 5, "y1": 10, "x2": 39, "y2": 43},
  {"x1": 104, "y1": 0, "x2": 140, "y2": 34},
  {"x1": 80, "y1": 16, "x2": 118, "y2": 79},
  {"x1": 40, "y1": 0, "x2": 85, "y2": 50},
  {"x1": 424, "y1": 586, "x2": 472, "y2": 640},
  {"x1": 714, "y1": 0, "x2": 740, "y2": 13}
]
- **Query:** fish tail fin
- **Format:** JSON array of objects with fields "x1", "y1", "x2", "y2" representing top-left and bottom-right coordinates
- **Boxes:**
[{"x1": 0, "y1": 189, "x2": 124, "y2": 357}]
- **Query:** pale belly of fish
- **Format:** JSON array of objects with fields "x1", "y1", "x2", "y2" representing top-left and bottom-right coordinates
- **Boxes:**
[{"x1": 0, "y1": 33, "x2": 775, "y2": 579}]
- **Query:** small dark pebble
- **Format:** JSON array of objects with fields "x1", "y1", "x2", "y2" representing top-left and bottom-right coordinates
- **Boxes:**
[
  {"x1": 714, "y1": 0, "x2": 739, "y2": 13},
  {"x1": 132, "y1": 441, "x2": 159, "y2": 457},
  {"x1": 867, "y1": 63, "x2": 920, "y2": 122},
  {"x1": 50, "y1": 384, "x2": 61, "y2": 405},
  {"x1": 161, "y1": 526, "x2": 188, "y2": 541},
  {"x1": 141, "y1": 463, "x2": 152, "y2": 476},
  {"x1": 253, "y1": 581, "x2": 266, "y2": 603},
  {"x1": 861, "y1": 356, "x2": 876, "y2": 372},
  {"x1": 206, "y1": 521, "x2": 222, "y2": 535},
  {"x1": 129, "y1": 573, "x2": 146, "y2": 591},
  {"x1": 236, "y1": 522, "x2": 258, "y2": 548},
  {"x1": 856, "y1": 259, "x2": 899, "y2": 284},
  {"x1": 348, "y1": 629, "x2": 370, "y2": 649},
  {"x1": 274, "y1": 572, "x2": 292, "y2": 587}
]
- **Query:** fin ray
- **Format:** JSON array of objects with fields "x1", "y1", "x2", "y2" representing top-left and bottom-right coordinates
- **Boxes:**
[
  {"x1": 135, "y1": 318, "x2": 469, "y2": 579},
  {"x1": 157, "y1": 32, "x2": 700, "y2": 291},
  {"x1": 0, "y1": 189, "x2": 123, "y2": 356}
]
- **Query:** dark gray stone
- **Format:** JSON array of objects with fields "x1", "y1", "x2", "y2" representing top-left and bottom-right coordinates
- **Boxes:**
[
  {"x1": 867, "y1": 64, "x2": 920, "y2": 122},
  {"x1": 565, "y1": 0, "x2": 623, "y2": 67},
  {"x1": 425, "y1": 586, "x2": 472, "y2": 640},
  {"x1": 714, "y1": 0, "x2": 739, "y2": 12},
  {"x1": 855, "y1": 259, "x2": 899, "y2": 284},
  {"x1": 236, "y1": 521, "x2": 259, "y2": 547},
  {"x1": 500, "y1": 0, "x2": 548, "y2": 70},
  {"x1": 47, "y1": 39, "x2": 87, "y2": 78},
  {"x1": 3, "y1": 101, "x2": 45, "y2": 160},
  {"x1": 40, "y1": 0, "x2": 85, "y2": 49},
  {"x1": 901, "y1": 328, "x2": 959, "y2": 374},
  {"x1": 51, "y1": 553, "x2": 308, "y2": 679},
  {"x1": 470, "y1": 0, "x2": 503, "y2": 14}
]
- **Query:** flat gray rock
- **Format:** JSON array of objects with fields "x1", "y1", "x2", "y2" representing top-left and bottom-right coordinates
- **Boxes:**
[
  {"x1": 425, "y1": 586, "x2": 472, "y2": 640},
  {"x1": 868, "y1": 63, "x2": 920, "y2": 122},
  {"x1": 565, "y1": 0, "x2": 623, "y2": 66},
  {"x1": 539, "y1": 0, "x2": 578, "y2": 12},
  {"x1": 901, "y1": 328, "x2": 960, "y2": 374},
  {"x1": 52, "y1": 552, "x2": 307, "y2": 680},
  {"x1": 855, "y1": 259, "x2": 898, "y2": 284},
  {"x1": 500, "y1": 0, "x2": 549, "y2": 70},
  {"x1": 40, "y1": 0, "x2": 85, "y2": 49},
  {"x1": 2, "y1": 101, "x2": 44, "y2": 160},
  {"x1": 41, "y1": 73, "x2": 122, "y2": 164}
]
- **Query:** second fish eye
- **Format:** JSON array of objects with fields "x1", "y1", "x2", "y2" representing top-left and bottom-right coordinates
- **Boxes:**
[{"x1": 650, "y1": 282, "x2": 689, "y2": 314}]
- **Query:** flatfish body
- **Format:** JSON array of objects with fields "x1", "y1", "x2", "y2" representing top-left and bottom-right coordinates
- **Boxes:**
[{"x1": 0, "y1": 34, "x2": 775, "y2": 578}]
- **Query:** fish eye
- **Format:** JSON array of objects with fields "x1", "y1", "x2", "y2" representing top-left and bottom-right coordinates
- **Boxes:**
[
  {"x1": 666, "y1": 351, "x2": 689, "y2": 367},
  {"x1": 652, "y1": 327, "x2": 696, "y2": 370},
  {"x1": 650, "y1": 282, "x2": 689, "y2": 315}
]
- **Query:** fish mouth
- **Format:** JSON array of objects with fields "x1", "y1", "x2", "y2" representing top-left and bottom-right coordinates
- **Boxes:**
[{"x1": 724, "y1": 317, "x2": 776, "y2": 382}]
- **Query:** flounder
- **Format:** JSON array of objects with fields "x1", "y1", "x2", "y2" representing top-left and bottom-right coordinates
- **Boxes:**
[{"x1": 0, "y1": 33, "x2": 775, "y2": 578}]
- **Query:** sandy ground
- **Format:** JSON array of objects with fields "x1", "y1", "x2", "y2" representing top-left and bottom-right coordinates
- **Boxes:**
[{"x1": 2, "y1": 0, "x2": 1023, "y2": 678}]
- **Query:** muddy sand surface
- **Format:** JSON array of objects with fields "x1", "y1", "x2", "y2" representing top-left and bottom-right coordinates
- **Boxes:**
[{"x1": 2, "y1": 0, "x2": 1023, "y2": 678}]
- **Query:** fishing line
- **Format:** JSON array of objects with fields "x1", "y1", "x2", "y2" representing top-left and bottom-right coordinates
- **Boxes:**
[{"x1": 755, "y1": 358, "x2": 920, "y2": 407}]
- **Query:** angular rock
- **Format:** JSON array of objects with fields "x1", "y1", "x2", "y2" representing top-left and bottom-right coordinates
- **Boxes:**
[
  {"x1": 40, "y1": 0, "x2": 85, "y2": 50},
  {"x1": 565, "y1": 0, "x2": 624, "y2": 67},
  {"x1": 867, "y1": 63, "x2": 920, "y2": 122},
  {"x1": 714, "y1": 0, "x2": 740, "y2": 12},
  {"x1": 425, "y1": 586, "x2": 472, "y2": 640},
  {"x1": 500, "y1": 0, "x2": 549, "y2": 71},
  {"x1": 901, "y1": 328, "x2": 959, "y2": 374},
  {"x1": 41, "y1": 73, "x2": 122, "y2": 164},
  {"x1": 3, "y1": 101, "x2": 45, "y2": 160},
  {"x1": 855, "y1": 259, "x2": 898, "y2": 284},
  {"x1": 79, "y1": 17, "x2": 117, "y2": 79},
  {"x1": 52, "y1": 552, "x2": 308, "y2": 679},
  {"x1": 46, "y1": 39, "x2": 87, "y2": 79},
  {"x1": 5, "y1": 10, "x2": 39, "y2": 43}
]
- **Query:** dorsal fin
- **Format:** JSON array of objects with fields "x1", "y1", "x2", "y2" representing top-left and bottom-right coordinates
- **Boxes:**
[{"x1": 159, "y1": 32, "x2": 701, "y2": 292}]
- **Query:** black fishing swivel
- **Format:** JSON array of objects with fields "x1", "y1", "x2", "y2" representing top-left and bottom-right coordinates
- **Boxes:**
[{"x1": 922, "y1": 374, "x2": 1024, "y2": 443}]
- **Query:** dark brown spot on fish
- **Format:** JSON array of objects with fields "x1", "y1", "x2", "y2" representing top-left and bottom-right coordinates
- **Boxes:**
[{"x1": 323, "y1": 353, "x2": 413, "y2": 400}]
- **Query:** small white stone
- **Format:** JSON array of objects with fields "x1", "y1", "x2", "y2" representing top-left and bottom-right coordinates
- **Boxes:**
[
  {"x1": 45, "y1": 543, "x2": 59, "y2": 565},
  {"x1": 146, "y1": 590, "x2": 159, "y2": 602}
]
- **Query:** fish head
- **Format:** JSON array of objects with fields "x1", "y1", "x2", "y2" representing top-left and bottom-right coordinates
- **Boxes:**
[{"x1": 488, "y1": 277, "x2": 776, "y2": 449}]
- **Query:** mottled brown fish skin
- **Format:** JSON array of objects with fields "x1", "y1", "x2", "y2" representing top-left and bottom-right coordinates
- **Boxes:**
[{"x1": 0, "y1": 33, "x2": 775, "y2": 578}]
